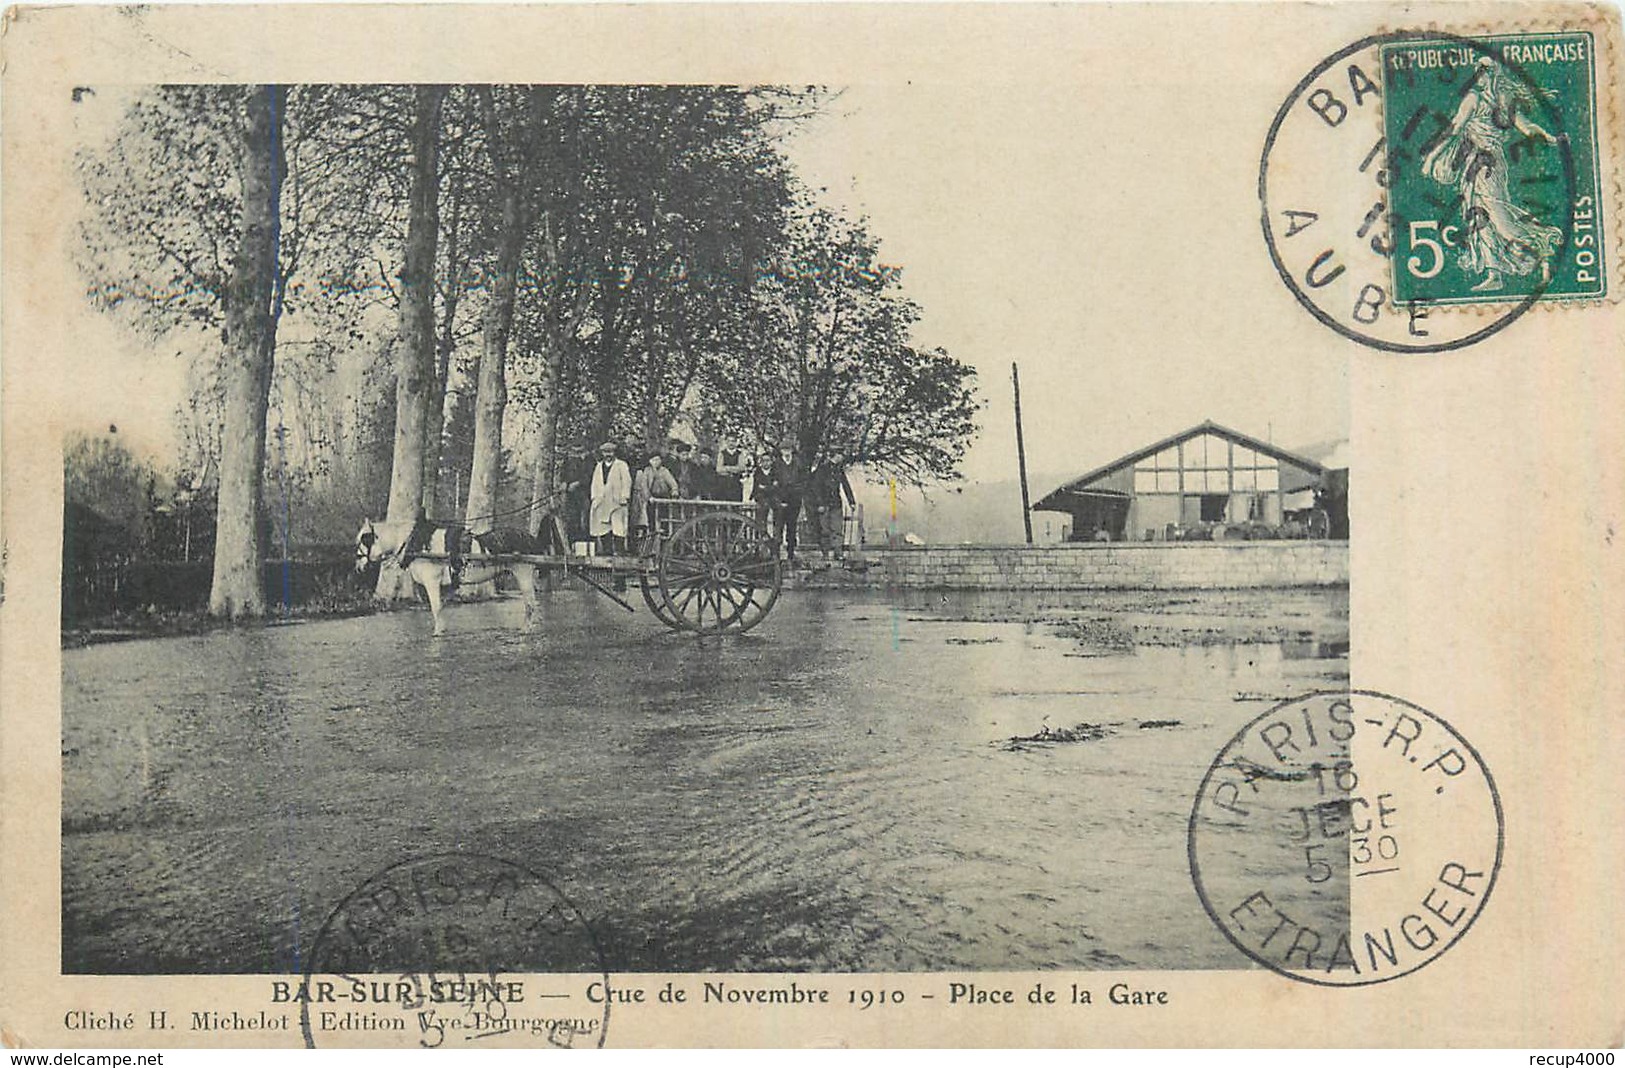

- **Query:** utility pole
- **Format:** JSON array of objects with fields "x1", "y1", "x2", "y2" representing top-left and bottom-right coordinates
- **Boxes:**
[{"x1": 1012, "y1": 362, "x2": 1034, "y2": 545}]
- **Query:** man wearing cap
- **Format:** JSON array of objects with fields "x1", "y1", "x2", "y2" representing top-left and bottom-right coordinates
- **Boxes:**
[
  {"x1": 690, "y1": 449, "x2": 724, "y2": 500},
  {"x1": 768, "y1": 436, "x2": 805, "y2": 563},
  {"x1": 715, "y1": 437, "x2": 747, "y2": 502},
  {"x1": 589, "y1": 439, "x2": 632, "y2": 556},
  {"x1": 631, "y1": 448, "x2": 679, "y2": 543},
  {"x1": 748, "y1": 449, "x2": 776, "y2": 528},
  {"x1": 809, "y1": 449, "x2": 856, "y2": 563},
  {"x1": 668, "y1": 439, "x2": 696, "y2": 498},
  {"x1": 561, "y1": 443, "x2": 594, "y2": 545}
]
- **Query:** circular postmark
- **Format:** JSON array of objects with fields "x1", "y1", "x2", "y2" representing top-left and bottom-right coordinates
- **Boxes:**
[
  {"x1": 1189, "y1": 690, "x2": 1503, "y2": 985},
  {"x1": 298, "y1": 853, "x2": 611, "y2": 1048},
  {"x1": 1261, "y1": 31, "x2": 1585, "y2": 352}
]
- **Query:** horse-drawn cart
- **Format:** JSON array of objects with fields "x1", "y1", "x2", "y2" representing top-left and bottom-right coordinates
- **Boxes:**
[{"x1": 384, "y1": 499, "x2": 784, "y2": 636}]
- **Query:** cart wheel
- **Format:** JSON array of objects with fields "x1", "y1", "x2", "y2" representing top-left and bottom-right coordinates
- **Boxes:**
[
  {"x1": 657, "y1": 512, "x2": 782, "y2": 634},
  {"x1": 639, "y1": 573, "x2": 682, "y2": 630}
]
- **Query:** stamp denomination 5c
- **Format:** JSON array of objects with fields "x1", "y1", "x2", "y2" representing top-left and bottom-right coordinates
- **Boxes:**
[{"x1": 1382, "y1": 32, "x2": 1605, "y2": 306}]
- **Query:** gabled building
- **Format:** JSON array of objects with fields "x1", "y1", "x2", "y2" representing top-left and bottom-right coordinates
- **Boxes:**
[{"x1": 1032, "y1": 420, "x2": 1342, "y2": 542}]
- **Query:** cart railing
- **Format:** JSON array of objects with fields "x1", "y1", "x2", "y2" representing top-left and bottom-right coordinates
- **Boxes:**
[
  {"x1": 647, "y1": 498, "x2": 760, "y2": 544},
  {"x1": 648, "y1": 498, "x2": 861, "y2": 552}
]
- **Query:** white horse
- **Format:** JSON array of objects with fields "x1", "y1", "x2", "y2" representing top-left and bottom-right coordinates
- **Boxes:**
[{"x1": 355, "y1": 518, "x2": 542, "y2": 636}]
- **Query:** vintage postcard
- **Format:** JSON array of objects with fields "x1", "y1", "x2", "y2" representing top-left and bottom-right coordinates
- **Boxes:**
[{"x1": 2, "y1": 1, "x2": 1622, "y2": 1050}]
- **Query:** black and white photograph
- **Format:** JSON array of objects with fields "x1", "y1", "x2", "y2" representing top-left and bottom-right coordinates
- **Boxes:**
[{"x1": 58, "y1": 75, "x2": 1354, "y2": 976}]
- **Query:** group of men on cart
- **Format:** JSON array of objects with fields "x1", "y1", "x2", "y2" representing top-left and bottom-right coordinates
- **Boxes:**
[{"x1": 562, "y1": 435, "x2": 856, "y2": 565}]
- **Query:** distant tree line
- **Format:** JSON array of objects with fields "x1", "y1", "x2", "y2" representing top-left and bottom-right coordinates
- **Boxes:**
[
  {"x1": 63, "y1": 432, "x2": 217, "y2": 561},
  {"x1": 76, "y1": 84, "x2": 979, "y2": 618}
]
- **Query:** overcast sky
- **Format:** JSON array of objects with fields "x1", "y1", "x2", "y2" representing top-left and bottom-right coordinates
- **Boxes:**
[{"x1": 786, "y1": 80, "x2": 1350, "y2": 490}]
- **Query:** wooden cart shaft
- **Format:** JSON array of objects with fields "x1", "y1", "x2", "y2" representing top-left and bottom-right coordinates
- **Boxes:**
[
  {"x1": 407, "y1": 551, "x2": 650, "y2": 573},
  {"x1": 397, "y1": 499, "x2": 782, "y2": 634}
]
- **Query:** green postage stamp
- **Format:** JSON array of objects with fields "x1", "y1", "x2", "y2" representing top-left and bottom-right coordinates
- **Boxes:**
[{"x1": 1381, "y1": 32, "x2": 1606, "y2": 306}]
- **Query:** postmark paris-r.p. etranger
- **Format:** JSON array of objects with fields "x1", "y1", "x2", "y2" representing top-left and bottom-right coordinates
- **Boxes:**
[{"x1": 1189, "y1": 691, "x2": 1504, "y2": 986}]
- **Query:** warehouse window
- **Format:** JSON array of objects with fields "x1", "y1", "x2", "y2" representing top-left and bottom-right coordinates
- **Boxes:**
[{"x1": 1131, "y1": 434, "x2": 1281, "y2": 496}]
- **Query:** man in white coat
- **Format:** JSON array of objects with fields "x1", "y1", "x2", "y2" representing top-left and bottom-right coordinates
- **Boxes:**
[{"x1": 589, "y1": 439, "x2": 632, "y2": 556}]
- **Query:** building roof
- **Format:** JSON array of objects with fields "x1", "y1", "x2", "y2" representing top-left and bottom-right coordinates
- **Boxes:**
[
  {"x1": 1032, "y1": 420, "x2": 1327, "y2": 512},
  {"x1": 1286, "y1": 436, "x2": 1351, "y2": 471}
]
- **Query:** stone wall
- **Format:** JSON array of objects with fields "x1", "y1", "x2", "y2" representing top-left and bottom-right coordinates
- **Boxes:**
[{"x1": 835, "y1": 541, "x2": 1347, "y2": 590}]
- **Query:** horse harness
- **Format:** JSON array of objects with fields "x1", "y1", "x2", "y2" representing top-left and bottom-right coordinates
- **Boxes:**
[{"x1": 396, "y1": 518, "x2": 474, "y2": 588}]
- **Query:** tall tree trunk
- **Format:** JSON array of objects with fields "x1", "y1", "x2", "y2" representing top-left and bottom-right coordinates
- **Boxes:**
[
  {"x1": 525, "y1": 217, "x2": 567, "y2": 538},
  {"x1": 208, "y1": 85, "x2": 284, "y2": 620},
  {"x1": 465, "y1": 185, "x2": 524, "y2": 530},
  {"x1": 527, "y1": 345, "x2": 562, "y2": 537},
  {"x1": 422, "y1": 186, "x2": 464, "y2": 517},
  {"x1": 378, "y1": 85, "x2": 445, "y2": 599},
  {"x1": 422, "y1": 330, "x2": 451, "y2": 516},
  {"x1": 592, "y1": 261, "x2": 626, "y2": 443}
]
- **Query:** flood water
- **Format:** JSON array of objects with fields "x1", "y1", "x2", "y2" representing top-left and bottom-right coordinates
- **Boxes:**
[{"x1": 62, "y1": 587, "x2": 1348, "y2": 974}]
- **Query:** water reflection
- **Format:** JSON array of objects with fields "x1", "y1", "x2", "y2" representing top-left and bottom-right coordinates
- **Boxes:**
[{"x1": 63, "y1": 588, "x2": 1348, "y2": 974}]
